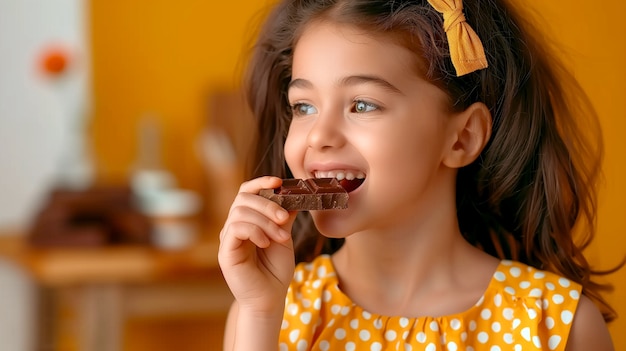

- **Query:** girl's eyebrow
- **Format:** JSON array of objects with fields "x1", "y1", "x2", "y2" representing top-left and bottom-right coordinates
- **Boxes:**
[{"x1": 288, "y1": 75, "x2": 403, "y2": 95}]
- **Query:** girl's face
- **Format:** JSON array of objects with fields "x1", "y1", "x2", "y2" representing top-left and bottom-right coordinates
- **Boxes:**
[{"x1": 285, "y1": 21, "x2": 460, "y2": 237}]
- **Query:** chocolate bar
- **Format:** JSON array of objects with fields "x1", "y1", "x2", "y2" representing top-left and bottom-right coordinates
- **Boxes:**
[{"x1": 259, "y1": 178, "x2": 348, "y2": 211}]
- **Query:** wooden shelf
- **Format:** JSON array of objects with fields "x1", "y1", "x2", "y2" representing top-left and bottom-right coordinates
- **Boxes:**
[{"x1": 0, "y1": 228, "x2": 221, "y2": 286}]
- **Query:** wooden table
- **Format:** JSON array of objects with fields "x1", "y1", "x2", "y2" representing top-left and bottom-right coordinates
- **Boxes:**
[{"x1": 0, "y1": 229, "x2": 233, "y2": 351}]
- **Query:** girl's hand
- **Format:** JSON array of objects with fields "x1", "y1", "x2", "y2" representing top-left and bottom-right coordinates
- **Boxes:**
[{"x1": 218, "y1": 176, "x2": 297, "y2": 315}]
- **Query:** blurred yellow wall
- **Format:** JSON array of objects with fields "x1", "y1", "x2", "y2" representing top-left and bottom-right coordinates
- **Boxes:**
[
  {"x1": 89, "y1": 0, "x2": 272, "y2": 191},
  {"x1": 89, "y1": 0, "x2": 625, "y2": 348},
  {"x1": 525, "y1": 0, "x2": 626, "y2": 347}
]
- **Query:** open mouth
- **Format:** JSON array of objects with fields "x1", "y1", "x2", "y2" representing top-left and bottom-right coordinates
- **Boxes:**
[{"x1": 314, "y1": 170, "x2": 365, "y2": 193}]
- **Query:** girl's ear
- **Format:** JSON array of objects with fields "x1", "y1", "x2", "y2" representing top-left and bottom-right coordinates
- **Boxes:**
[{"x1": 443, "y1": 102, "x2": 492, "y2": 168}]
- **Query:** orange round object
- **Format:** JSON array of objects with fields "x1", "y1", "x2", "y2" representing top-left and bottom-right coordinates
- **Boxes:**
[{"x1": 41, "y1": 49, "x2": 69, "y2": 75}]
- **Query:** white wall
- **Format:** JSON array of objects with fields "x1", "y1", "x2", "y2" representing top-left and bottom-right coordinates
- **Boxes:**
[
  {"x1": 0, "y1": 1, "x2": 91, "y2": 349},
  {"x1": 0, "y1": 0, "x2": 91, "y2": 229}
]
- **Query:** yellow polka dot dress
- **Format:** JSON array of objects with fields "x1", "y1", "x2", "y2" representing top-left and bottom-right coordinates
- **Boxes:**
[{"x1": 279, "y1": 255, "x2": 581, "y2": 351}]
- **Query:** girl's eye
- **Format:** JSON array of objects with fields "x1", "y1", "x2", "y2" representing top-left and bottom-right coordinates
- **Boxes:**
[
  {"x1": 291, "y1": 103, "x2": 317, "y2": 116},
  {"x1": 351, "y1": 100, "x2": 378, "y2": 113}
]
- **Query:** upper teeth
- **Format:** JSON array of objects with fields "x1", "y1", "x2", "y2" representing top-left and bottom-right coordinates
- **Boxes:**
[{"x1": 315, "y1": 170, "x2": 365, "y2": 180}]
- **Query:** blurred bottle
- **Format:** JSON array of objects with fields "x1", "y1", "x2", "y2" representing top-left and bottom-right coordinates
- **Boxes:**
[{"x1": 131, "y1": 114, "x2": 201, "y2": 249}]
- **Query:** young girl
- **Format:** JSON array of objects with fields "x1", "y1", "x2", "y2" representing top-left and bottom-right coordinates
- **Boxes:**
[{"x1": 218, "y1": 0, "x2": 619, "y2": 350}]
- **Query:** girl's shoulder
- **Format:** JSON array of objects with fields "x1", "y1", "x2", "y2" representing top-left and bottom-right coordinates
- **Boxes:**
[{"x1": 488, "y1": 259, "x2": 582, "y2": 311}]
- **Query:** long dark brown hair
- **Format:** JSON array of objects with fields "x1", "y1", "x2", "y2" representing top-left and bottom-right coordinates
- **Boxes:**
[{"x1": 242, "y1": 0, "x2": 620, "y2": 321}]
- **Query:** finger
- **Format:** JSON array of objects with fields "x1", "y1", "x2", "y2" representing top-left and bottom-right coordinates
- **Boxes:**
[
  {"x1": 227, "y1": 191, "x2": 291, "y2": 228},
  {"x1": 226, "y1": 221, "x2": 274, "y2": 248},
  {"x1": 221, "y1": 205, "x2": 290, "y2": 243},
  {"x1": 238, "y1": 176, "x2": 282, "y2": 194}
]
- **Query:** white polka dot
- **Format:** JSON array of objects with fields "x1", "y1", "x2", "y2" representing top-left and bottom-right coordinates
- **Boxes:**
[
  {"x1": 289, "y1": 329, "x2": 300, "y2": 343},
  {"x1": 326, "y1": 318, "x2": 335, "y2": 327},
  {"x1": 533, "y1": 335, "x2": 542, "y2": 348},
  {"x1": 545, "y1": 316, "x2": 555, "y2": 329},
  {"x1": 475, "y1": 295, "x2": 485, "y2": 306},
  {"x1": 323, "y1": 290, "x2": 332, "y2": 302},
  {"x1": 294, "y1": 270, "x2": 303, "y2": 282},
  {"x1": 469, "y1": 320, "x2": 477, "y2": 331},
  {"x1": 491, "y1": 347, "x2": 501, "y2": 351},
  {"x1": 371, "y1": 342, "x2": 383, "y2": 351},
  {"x1": 345, "y1": 341, "x2": 356, "y2": 351},
  {"x1": 561, "y1": 310, "x2": 574, "y2": 324},
  {"x1": 534, "y1": 271, "x2": 546, "y2": 279},
  {"x1": 519, "y1": 281, "x2": 531, "y2": 289},
  {"x1": 385, "y1": 330, "x2": 397, "y2": 341},
  {"x1": 402, "y1": 331, "x2": 409, "y2": 339},
  {"x1": 312, "y1": 280, "x2": 322, "y2": 289},
  {"x1": 447, "y1": 342, "x2": 458, "y2": 351},
  {"x1": 513, "y1": 318, "x2": 521, "y2": 329},
  {"x1": 429, "y1": 321, "x2": 439, "y2": 331},
  {"x1": 416, "y1": 331, "x2": 427, "y2": 343},
  {"x1": 313, "y1": 298, "x2": 322, "y2": 310},
  {"x1": 559, "y1": 277, "x2": 571, "y2": 287},
  {"x1": 362, "y1": 311, "x2": 372, "y2": 320},
  {"x1": 548, "y1": 335, "x2": 562, "y2": 350},
  {"x1": 297, "y1": 339, "x2": 308, "y2": 351},
  {"x1": 503, "y1": 333, "x2": 513, "y2": 344},
  {"x1": 521, "y1": 327, "x2": 531, "y2": 341},
  {"x1": 279, "y1": 342, "x2": 288, "y2": 351},
  {"x1": 281, "y1": 319, "x2": 289, "y2": 329},
  {"x1": 300, "y1": 312, "x2": 312, "y2": 324},
  {"x1": 570, "y1": 289, "x2": 580, "y2": 299},
  {"x1": 552, "y1": 294, "x2": 564, "y2": 304},
  {"x1": 494, "y1": 294, "x2": 502, "y2": 307},
  {"x1": 461, "y1": 332, "x2": 467, "y2": 341},
  {"x1": 542, "y1": 298, "x2": 550, "y2": 310},
  {"x1": 425, "y1": 343, "x2": 437, "y2": 351},
  {"x1": 529, "y1": 288, "x2": 542, "y2": 298},
  {"x1": 319, "y1": 340, "x2": 330, "y2": 351},
  {"x1": 504, "y1": 286, "x2": 516, "y2": 295},
  {"x1": 494, "y1": 271, "x2": 506, "y2": 281},
  {"x1": 331, "y1": 305, "x2": 341, "y2": 315},
  {"x1": 510, "y1": 267, "x2": 521, "y2": 277},
  {"x1": 481, "y1": 308, "x2": 492, "y2": 319},
  {"x1": 373, "y1": 318, "x2": 383, "y2": 329},
  {"x1": 477, "y1": 332, "x2": 489, "y2": 343},
  {"x1": 349, "y1": 319, "x2": 358, "y2": 329},
  {"x1": 546, "y1": 282, "x2": 555, "y2": 290},
  {"x1": 287, "y1": 304, "x2": 298, "y2": 315},
  {"x1": 359, "y1": 330, "x2": 371, "y2": 341},
  {"x1": 467, "y1": 347, "x2": 475, "y2": 351},
  {"x1": 340, "y1": 306, "x2": 350, "y2": 315},
  {"x1": 450, "y1": 318, "x2": 461, "y2": 330},
  {"x1": 400, "y1": 317, "x2": 409, "y2": 328},
  {"x1": 317, "y1": 266, "x2": 327, "y2": 278},
  {"x1": 528, "y1": 308, "x2": 538, "y2": 320},
  {"x1": 334, "y1": 328, "x2": 346, "y2": 340},
  {"x1": 492, "y1": 321, "x2": 501, "y2": 332},
  {"x1": 503, "y1": 308, "x2": 514, "y2": 320},
  {"x1": 404, "y1": 344, "x2": 412, "y2": 351},
  {"x1": 514, "y1": 345, "x2": 522, "y2": 351}
]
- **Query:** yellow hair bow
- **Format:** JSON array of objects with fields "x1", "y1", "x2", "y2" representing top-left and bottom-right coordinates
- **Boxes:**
[{"x1": 427, "y1": 0, "x2": 488, "y2": 76}]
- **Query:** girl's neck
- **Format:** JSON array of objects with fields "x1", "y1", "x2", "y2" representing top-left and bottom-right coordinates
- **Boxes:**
[{"x1": 331, "y1": 226, "x2": 499, "y2": 317}]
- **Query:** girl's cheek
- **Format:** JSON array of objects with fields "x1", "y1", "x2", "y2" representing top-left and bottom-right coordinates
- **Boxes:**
[{"x1": 284, "y1": 132, "x2": 303, "y2": 175}]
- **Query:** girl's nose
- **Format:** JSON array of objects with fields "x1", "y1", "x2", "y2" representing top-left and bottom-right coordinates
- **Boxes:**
[{"x1": 306, "y1": 110, "x2": 345, "y2": 150}]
